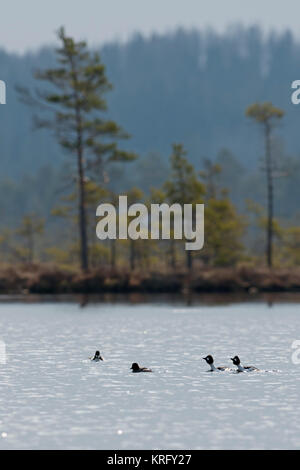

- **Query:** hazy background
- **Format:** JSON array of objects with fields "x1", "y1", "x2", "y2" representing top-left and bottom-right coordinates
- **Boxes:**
[
  {"x1": 0, "y1": 1, "x2": 300, "y2": 267},
  {"x1": 1, "y1": 0, "x2": 300, "y2": 53}
]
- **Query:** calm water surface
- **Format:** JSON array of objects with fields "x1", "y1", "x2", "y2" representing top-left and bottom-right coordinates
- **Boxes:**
[{"x1": 0, "y1": 298, "x2": 299, "y2": 449}]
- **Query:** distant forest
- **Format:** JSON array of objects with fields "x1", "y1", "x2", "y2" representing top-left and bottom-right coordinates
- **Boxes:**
[{"x1": 0, "y1": 25, "x2": 300, "y2": 270}]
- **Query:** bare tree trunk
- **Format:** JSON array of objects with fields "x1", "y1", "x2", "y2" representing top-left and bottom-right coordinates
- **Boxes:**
[
  {"x1": 170, "y1": 238, "x2": 176, "y2": 269},
  {"x1": 71, "y1": 55, "x2": 89, "y2": 272},
  {"x1": 130, "y1": 240, "x2": 135, "y2": 271},
  {"x1": 110, "y1": 239, "x2": 116, "y2": 269},
  {"x1": 77, "y1": 147, "x2": 89, "y2": 272},
  {"x1": 265, "y1": 122, "x2": 273, "y2": 268},
  {"x1": 28, "y1": 226, "x2": 34, "y2": 264},
  {"x1": 186, "y1": 250, "x2": 192, "y2": 271},
  {"x1": 74, "y1": 94, "x2": 88, "y2": 272}
]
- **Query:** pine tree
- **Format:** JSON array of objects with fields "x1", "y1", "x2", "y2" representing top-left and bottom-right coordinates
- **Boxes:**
[
  {"x1": 246, "y1": 102, "x2": 284, "y2": 268},
  {"x1": 164, "y1": 144, "x2": 205, "y2": 270},
  {"x1": 18, "y1": 27, "x2": 136, "y2": 271},
  {"x1": 16, "y1": 214, "x2": 44, "y2": 264}
]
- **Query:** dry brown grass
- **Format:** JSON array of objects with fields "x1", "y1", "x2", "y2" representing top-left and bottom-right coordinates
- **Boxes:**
[{"x1": 0, "y1": 264, "x2": 299, "y2": 294}]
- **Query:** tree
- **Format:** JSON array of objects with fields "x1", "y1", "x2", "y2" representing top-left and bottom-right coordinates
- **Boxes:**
[
  {"x1": 16, "y1": 214, "x2": 44, "y2": 264},
  {"x1": 282, "y1": 227, "x2": 300, "y2": 266},
  {"x1": 18, "y1": 27, "x2": 136, "y2": 272},
  {"x1": 51, "y1": 179, "x2": 110, "y2": 268},
  {"x1": 204, "y1": 198, "x2": 245, "y2": 266},
  {"x1": 126, "y1": 187, "x2": 144, "y2": 271},
  {"x1": 149, "y1": 188, "x2": 173, "y2": 269},
  {"x1": 245, "y1": 199, "x2": 283, "y2": 262},
  {"x1": 164, "y1": 144, "x2": 205, "y2": 270},
  {"x1": 106, "y1": 192, "x2": 120, "y2": 269},
  {"x1": 0, "y1": 229, "x2": 14, "y2": 263},
  {"x1": 199, "y1": 158, "x2": 221, "y2": 199},
  {"x1": 246, "y1": 102, "x2": 284, "y2": 268}
]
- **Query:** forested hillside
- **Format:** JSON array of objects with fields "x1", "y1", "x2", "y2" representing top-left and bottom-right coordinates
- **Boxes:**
[
  {"x1": 0, "y1": 25, "x2": 300, "y2": 246},
  {"x1": 1, "y1": 26, "x2": 300, "y2": 177}
]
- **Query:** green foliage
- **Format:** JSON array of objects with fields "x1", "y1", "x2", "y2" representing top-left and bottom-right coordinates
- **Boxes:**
[
  {"x1": 45, "y1": 246, "x2": 72, "y2": 265},
  {"x1": 246, "y1": 102, "x2": 284, "y2": 124},
  {"x1": 164, "y1": 144, "x2": 205, "y2": 204},
  {"x1": 204, "y1": 198, "x2": 246, "y2": 266},
  {"x1": 31, "y1": 27, "x2": 137, "y2": 168},
  {"x1": 199, "y1": 158, "x2": 222, "y2": 200},
  {"x1": 16, "y1": 214, "x2": 45, "y2": 263},
  {"x1": 246, "y1": 101, "x2": 285, "y2": 268},
  {"x1": 281, "y1": 227, "x2": 300, "y2": 266},
  {"x1": 162, "y1": 144, "x2": 206, "y2": 269},
  {"x1": 18, "y1": 27, "x2": 137, "y2": 271},
  {"x1": 0, "y1": 31, "x2": 298, "y2": 273}
]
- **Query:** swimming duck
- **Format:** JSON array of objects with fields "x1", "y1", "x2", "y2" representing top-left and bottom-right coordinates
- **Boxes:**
[
  {"x1": 91, "y1": 350, "x2": 103, "y2": 362},
  {"x1": 230, "y1": 355, "x2": 259, "y2": 372},
  {"x1": 203, "y1": 355, "x2": 231, "y2": 372},
  {"x1": 130, "y1": 363, "x2": 152, "y2": 373}
]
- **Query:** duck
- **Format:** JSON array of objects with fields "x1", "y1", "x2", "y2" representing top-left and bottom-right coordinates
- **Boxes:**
[
  {"x1": 91, "y1": 350, "x2": 103, "y2": 362},
  {"x1": 203, "y1": 355, "x2": 231, "y2": 372},
  {"x1": 130, "y1": 362, "x2": 152, "y2": 373},
  {"x1": 230, "y1": 355, "x2": 259, "y2": 372}
]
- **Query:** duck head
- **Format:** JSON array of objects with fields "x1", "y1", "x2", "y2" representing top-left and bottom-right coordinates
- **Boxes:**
[
  {"x1": 231, "y1": 356, "x2": 240, "y2": 366},
  {"x1": 203, "y1": 355, "x2": 214, "y2": 365}
]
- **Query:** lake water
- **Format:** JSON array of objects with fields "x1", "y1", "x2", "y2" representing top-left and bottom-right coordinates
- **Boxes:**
[{"x1": 0, "y1": 296, "x2": 299, "y2": 450}]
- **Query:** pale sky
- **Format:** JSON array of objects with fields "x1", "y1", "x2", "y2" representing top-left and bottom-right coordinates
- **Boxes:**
[{"x1": 1, "y1": 0, "x2": 300, "y2": 53}]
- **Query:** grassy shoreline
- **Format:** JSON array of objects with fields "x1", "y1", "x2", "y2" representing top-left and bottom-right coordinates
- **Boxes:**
[{"x1": 0, "y1": 265, "x2": 300, "y2": 295}]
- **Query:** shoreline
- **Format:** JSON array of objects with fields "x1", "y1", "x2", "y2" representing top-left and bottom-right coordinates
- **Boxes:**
[
  {"x1": 0, "y1": 265, "x2": 300, "y2": 295},
  {"x1": 0, "y1": 291, "x2": 300, "y2": 306}
]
